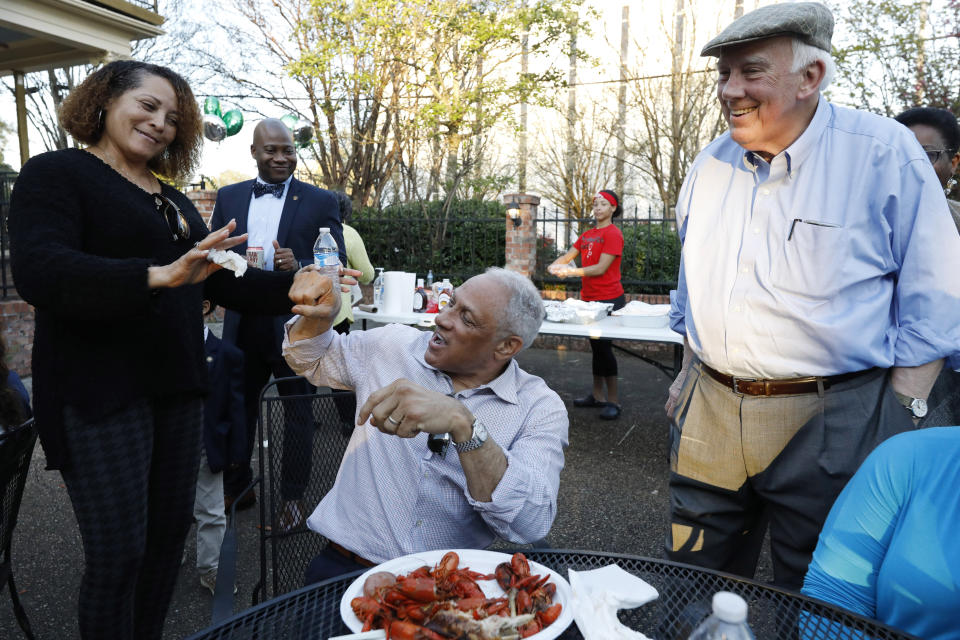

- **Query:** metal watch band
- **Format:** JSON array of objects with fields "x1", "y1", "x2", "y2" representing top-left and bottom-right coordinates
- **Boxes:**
[{"x1": 454, "y1": 418, "x2": 488, "y2": 453}]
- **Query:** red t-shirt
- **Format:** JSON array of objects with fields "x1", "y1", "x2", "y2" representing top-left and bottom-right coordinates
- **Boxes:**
[{"x1": 573, "y1": 224, "x2": 624, "y2": 301}]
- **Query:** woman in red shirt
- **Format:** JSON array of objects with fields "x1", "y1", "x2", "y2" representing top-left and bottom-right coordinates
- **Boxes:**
[{"x1": 548, "y1": 190, "x2": 626, "y2": 420}]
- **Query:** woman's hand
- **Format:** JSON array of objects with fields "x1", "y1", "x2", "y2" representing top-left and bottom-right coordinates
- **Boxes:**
[
  {"x1": 548, "y1": 261, "x2": 571, "y2": 278},
  {"x1": 553, "y1": 264, "x2": 577, "y2": 279},
  {"x1": 147, "y1": 219, "x2": 247, "y2": 289}
]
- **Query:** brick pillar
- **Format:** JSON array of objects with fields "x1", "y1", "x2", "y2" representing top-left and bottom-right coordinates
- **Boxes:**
[
  {"x1": 186, "y1": 189, "x2": 218, "y2": 229},
  {"x1": 503, "y1": 193, "x2": 540, "y2": 278}
]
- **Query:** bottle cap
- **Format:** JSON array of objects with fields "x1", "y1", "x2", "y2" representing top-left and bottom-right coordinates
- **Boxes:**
[
  {"x1": 711, "y1": 592, "x2": 748, "y2": 623},
  {"x1": 319, "y1": 227, "x2": 330, "y2": 233}
]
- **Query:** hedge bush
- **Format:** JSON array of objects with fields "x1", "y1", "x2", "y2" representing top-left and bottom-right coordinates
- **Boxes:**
[{"x1": 351, "y1": 199, "x2": 506, "y2": 284}]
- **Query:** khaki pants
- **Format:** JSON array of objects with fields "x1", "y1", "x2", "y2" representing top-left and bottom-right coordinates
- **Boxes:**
[{"x1": 666, "y1": 360, "x2": 914, "y2": 589}]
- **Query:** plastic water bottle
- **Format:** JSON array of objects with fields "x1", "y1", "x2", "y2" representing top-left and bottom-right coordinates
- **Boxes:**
[
  {"x1": 312, "y1": 227, "x2": 340, "y2": 286},
  {"x1": 688, "y1": 592, "x2": 755, "y2": 640},
  {"x1": 372, "y1": 267, "x2": 385, "y2": 308}
]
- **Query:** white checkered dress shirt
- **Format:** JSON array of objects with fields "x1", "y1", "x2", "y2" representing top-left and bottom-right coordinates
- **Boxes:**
[{"x1": 283, "y1": 322, "x2": 568, "y2": 563}]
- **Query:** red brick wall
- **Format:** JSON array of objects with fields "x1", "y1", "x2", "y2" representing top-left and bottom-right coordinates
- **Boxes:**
[
  {"x1": 1, "y1": 300, "x2": 34, "y2": 376},
  {"x1": 187, "y1": 189, "x2": 217, "y2": 228}
]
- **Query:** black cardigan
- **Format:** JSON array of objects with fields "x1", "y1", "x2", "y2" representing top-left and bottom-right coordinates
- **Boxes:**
[{"x1": 9, "y1": 149, "x2": 295, "y2": 470}]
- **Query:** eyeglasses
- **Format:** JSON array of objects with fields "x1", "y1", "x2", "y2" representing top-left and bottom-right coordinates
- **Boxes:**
[
  {"x1": 154, "y1": 194, "x2": 191, "y2": 242},
  {"x1": 924, "y1": 148, "x2": 953, "y2": 164}
]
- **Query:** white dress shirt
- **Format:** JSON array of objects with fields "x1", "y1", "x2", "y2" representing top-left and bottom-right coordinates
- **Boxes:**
[{"x1": 246, "y1": 176, "x2": 293, "y2": 271}]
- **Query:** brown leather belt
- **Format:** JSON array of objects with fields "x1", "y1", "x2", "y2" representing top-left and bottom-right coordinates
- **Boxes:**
[
  {"x1": 328, "y1": 541, "x2": 376, "y2": 568},
  {"x1": 700, "y1": 363, "x2": 873, "y2": 396}
]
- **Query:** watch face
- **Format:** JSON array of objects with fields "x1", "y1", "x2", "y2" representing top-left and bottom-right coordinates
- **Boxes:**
[
  {"x1": 474, "y1": 419, "x2": 489, "y2": 441},
  {"x1": 911, "y1": 398, "x2": 928, "y2": 418}
]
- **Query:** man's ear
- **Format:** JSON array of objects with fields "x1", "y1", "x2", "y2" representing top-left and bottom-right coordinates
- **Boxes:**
[
  {"x1": 494, "y1": 335, "x2": 524, "y2": 362},
  {"x1": 250, "y1": 144, "x2": 257, "y2": 159},
  {"x1": 798, "y1": 60, "x2": 826, "y2": 100}
]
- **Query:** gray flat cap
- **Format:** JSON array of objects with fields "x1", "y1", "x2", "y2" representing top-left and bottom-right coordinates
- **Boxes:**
[{"x1": 701, "y1": 2, "x2": 833, "y2": 57}]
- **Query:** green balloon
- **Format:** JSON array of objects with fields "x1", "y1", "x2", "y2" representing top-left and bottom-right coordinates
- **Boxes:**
[
  {"x1": 294, "y1": 122, "x2": 313, "y2": 148},
  {"x1": 223, "y1": 109, "x2": 244, "y2": 137},
  {"x1": 280, "y1": 113, "x2": 298, "y2": 130},
  {"x1": 203, "y1": 96, "x2": 221, "y2": 117}
]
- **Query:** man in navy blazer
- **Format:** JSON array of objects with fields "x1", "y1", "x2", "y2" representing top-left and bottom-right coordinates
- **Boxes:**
[{"x1": 211, "y1": 118, "x2": 345, "y2": 511}]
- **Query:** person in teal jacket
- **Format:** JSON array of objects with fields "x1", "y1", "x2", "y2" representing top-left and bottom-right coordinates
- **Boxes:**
[{"x1": 802, "y1": 427, "x2": 960, "y2": 640}]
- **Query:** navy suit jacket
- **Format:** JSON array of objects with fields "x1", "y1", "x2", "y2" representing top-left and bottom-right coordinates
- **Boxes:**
[
  {"x1": 203, "y1": 331, "x2": 245, "y2": 473},
  {"x1": 210, "y1": 178, "x2": 345, "y2": 350}
]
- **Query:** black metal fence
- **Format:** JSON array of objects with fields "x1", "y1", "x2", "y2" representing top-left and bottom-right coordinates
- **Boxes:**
[
  {"x1": 534, "y1": 205, "x2": 680, "y2": 295},
  {"x1": 0, "y1": 171, "x2": 17, "y2": 300},
  {"x1": 351, "y1": 200, "x2": 506, "y2": 285}
]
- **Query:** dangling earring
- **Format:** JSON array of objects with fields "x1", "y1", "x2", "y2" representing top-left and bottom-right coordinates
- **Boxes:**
[{"x1": 945, "y1": 176, "x2": 957, "y2": 196}]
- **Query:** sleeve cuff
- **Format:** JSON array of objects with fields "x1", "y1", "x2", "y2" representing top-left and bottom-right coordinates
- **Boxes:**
[{"x1": 281, "y1": 317, "x2": 335, "y2": 374}]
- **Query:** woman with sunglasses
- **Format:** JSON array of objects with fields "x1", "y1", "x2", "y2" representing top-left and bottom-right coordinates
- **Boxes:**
[
  {"x1": 7, "y1": 61, "x2": 305, "y2": 640},
  {"x1": 548, "y1": 190, "x2": 626, "y2": 420}
]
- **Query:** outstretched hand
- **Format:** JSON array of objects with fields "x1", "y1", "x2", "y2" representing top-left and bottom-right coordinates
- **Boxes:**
[{"x1": 148, "y1": 219, "x2": 247, "y2": 289}]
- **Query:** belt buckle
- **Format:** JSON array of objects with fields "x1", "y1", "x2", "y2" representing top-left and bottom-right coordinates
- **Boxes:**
[{"x1": 732, "y1": 377, "x2": 756, "y2": 394}]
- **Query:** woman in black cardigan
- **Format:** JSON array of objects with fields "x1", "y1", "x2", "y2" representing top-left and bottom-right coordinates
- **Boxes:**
[{"x1": 8, "y1": 61, "x2": 305, "y2": 639}]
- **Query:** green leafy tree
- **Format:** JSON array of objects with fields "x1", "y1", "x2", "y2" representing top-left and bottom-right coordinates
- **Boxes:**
[
  {"x1": 830, "y1": 0, "x2": 960, "y2": 115},
  {"x1": 213, "y1": 0, "x2": 589, "y2": 211}
]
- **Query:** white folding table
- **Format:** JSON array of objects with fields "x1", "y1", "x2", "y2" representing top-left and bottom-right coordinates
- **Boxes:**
[{"x1": 353, "y1": 309, "x2": 683, "y2": 378}]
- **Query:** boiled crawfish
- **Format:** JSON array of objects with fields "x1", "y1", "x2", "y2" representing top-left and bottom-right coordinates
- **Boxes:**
[{"x1": 350, "y1": 551, "x2": 561, "y2": 639}]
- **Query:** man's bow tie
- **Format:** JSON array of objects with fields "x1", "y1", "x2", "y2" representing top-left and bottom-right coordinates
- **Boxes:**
[{"x1": 253, "y1": 182, "x2": 285, "y2": 198}]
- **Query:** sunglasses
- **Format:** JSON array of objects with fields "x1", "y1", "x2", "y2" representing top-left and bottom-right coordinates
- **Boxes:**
[{"x1": 154, "y1": 194, "x2": 191, "y2": 242}]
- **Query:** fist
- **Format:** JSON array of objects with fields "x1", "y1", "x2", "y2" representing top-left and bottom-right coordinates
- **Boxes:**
[{"x1": 289, "y1": 267, "x2": 341, "y2": 318}]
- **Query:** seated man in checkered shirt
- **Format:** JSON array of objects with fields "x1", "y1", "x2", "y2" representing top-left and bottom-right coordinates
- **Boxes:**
[{"x1": 284, "y1": 266, "x2": 568, "y2": 582}]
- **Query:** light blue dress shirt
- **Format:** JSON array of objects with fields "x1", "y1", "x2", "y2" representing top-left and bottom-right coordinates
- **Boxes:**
[
  {"x1": 669, "y1": 97, "x2": 960, "y2": 378},
  {"x1": 282, "y1": 322, "x2": 569, "y2": 563}
]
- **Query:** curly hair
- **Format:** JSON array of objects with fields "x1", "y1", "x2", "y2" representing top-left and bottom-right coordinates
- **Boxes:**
[{"x1": 58, "y1": 60, "x2": 202, "y2": 181}]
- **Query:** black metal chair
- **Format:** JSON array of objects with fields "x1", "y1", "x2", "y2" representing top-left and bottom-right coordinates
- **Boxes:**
[
  {"x1": 0, "y1": 418, "x2": 37, "y2": 639},
  {"x1": 253, "y1": 378, "x2": 353, "y2": 604}
]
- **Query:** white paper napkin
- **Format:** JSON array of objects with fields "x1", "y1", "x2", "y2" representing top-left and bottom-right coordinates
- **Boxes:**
[
  {"x1": 206, "y1": 248, "x2": 248, "y2": 278},
  {"x1": 568, "y1": 565, "x2": 659, "y2": 640}
]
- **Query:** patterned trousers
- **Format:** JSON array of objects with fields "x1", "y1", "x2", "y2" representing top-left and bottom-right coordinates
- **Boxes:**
[{"x1": 60, "y1": 396, "x2": 202, "y2": 640}]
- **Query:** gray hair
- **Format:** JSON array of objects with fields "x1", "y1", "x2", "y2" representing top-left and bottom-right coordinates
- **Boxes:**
[
  {"x1": 791, "y1": 38, "x2": 834, "y2": 91},
  {"x1": 484, "y1": 267, "x2": 544, "y2": 351}
]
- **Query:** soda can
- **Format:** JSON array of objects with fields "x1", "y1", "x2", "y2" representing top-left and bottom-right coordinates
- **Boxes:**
[{"x1": 246, "y1": 246, "x2": 265, "y2": 269}]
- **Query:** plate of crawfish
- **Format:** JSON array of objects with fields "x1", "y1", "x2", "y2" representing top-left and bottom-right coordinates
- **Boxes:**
[{"x1": 341, "y1": 549, "x2": 573, "y2": 640}]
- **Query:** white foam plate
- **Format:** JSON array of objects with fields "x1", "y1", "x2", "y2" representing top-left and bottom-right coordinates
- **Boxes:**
[{"x1": 340, "y1": 549, "x2": 573, "y2": 639}]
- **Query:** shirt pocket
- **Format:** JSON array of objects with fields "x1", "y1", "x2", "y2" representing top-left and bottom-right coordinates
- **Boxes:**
[{"x1": 770, "y1": 220, "x2": 849, "y2": 299}]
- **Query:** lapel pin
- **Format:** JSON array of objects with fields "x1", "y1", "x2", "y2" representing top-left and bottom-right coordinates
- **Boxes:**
[{"x1": 293, "y1": 195, "x2": 299, "y2": 201}]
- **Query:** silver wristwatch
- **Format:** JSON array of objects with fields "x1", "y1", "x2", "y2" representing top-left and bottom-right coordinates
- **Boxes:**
[
  {"x1": 454, "y1": 417, "x2": 489, "y2": 453},
  {"x1": 895, "y1": 391, "x2": 928, "y2": 419}
]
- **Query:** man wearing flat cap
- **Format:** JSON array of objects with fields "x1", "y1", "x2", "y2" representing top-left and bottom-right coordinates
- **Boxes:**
[{"x1": 664, "y1": 2, "x2": 960, "y2": 589}]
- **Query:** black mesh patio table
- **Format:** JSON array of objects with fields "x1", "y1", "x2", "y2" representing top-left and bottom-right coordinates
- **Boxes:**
[{"x1": 185, "y1": 549, "x2": 919, "y2": 640}]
